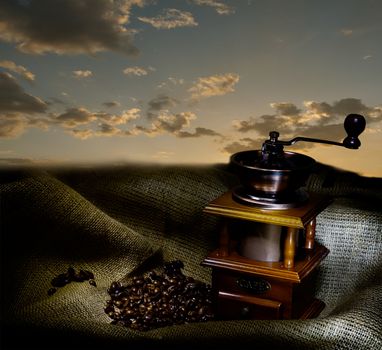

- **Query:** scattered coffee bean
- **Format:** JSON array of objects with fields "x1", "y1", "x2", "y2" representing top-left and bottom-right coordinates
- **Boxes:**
[
  {"x1": 105, "y1": 260, "x2": 214, "y2": 331},
  {"x1": 48, "y1": 267, "x2": 96, "y2": 295},
  {"x1": 51, "y1": 273, "x2": 70, "y2": 287},
  {"x1": 89, "y1": 279, "x2": 97, "y2": 287},
  {"x1": 47, "y1": 287, "x2": 57, "y2": 296},
  {"x1": 79, "y1": 269, "x2": 94, "y2": 281}
]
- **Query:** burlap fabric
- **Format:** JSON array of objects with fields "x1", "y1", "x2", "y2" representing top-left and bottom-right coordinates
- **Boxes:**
[{"x1": 1, "y1": 163, "x2": 381, "y2": 349}]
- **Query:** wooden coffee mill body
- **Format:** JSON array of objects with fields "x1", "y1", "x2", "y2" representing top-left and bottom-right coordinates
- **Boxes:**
[
  {"x1": 202, "y1": 191, "x2": 331, "y2": 320},
  {"x1": 202, "y1": 114, "x2": 366, "y2": 320}
]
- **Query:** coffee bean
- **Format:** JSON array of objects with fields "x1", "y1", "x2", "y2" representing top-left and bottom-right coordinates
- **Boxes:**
[
  {"x1": 134, "y1": 278, "x2": 144, "y2": 286},
  {"x1": 47, "y1": 288, "x2": 57, "y2": 296},
  {"x1": 48, "y1": 267, "x2": 96, "y2": 294},
  {"x1": 77, "y1": 270, "x2": 90, "y2": 281},
  {"x1": 89, "y1": 279, "x2": 97, "y2": 287},
  {"x1": 109, "y1": 281, "x2": 121, "y2": 292},
  {"x1": 105, "y1": 260, "x2": 214, "y2": 331},
  {"x1": 148, "y1": 271, "x2": 157, "y2": 280},
  {"x1": 51, "y1": 273, "x2": 69, "y2": 287},
  {"x1": 67, "y1": 267, "x2": 75, "y2": 278}
]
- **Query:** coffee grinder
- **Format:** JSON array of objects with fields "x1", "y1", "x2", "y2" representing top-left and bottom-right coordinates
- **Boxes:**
[{"x1": 202, "y1": 114, "x2": 366, "y2": 320}]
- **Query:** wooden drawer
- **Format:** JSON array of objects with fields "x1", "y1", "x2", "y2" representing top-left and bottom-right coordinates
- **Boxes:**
[
  {"x1": 217, "y1": 291, "x2": 283, "y2": 320},
  {"x1": 213, "y1": 270, "x2": 293, "y2": 303}
]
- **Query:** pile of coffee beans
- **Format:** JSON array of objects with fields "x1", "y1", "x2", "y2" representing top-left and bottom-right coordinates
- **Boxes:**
[
  {"x1": 104, "y1": 260, "x2": 214, "y2": 331},
  {"x1": 48, "y1": 267, "x2": 96, "y2": 296}
]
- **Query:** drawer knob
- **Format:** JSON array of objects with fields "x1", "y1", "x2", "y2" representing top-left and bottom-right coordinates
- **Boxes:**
[{"x1": 240, "y1": 306, "x2": 251, "y2": 319}]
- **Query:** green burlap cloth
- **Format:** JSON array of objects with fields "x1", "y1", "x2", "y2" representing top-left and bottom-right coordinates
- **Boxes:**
[{"x1": 1, "y1": 163, "x2": 381, "y2": 349}]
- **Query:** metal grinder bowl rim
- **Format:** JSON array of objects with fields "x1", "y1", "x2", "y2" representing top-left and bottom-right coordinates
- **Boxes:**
[{"x1": 230, "y1": 150, "x2": 316, "y2": 173}]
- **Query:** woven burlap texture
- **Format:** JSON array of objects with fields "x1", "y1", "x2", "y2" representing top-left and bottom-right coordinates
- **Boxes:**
[{"x1": 1, "y1": 164, "x2": 381, "y2": 349}]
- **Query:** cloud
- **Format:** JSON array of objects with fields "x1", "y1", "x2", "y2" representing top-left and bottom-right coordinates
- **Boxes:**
[
  {"x1": 224, "y1": 98, "x2": 382, "y2": 154},
  {"x1": 0, "y1": 149, "x2": 13, "y2": 155},
  {"x1": 49, "y1": 97, "x2": 66, "y2": 105},
  {"x1": 152, "y1": 151, "x2": 175, "y2": 160},
  {"x1": 270, "y1": 102, "x2": 301, "y2": 116},
  {"x1": 192, "y1": 0, "x2": 235, "y2": 15},
  {"x1": 68, "y1": 128, "x2": 95, "y2": 140},
  {"x1": 147, "y1": 94, "x2": 178, "y2": 119},
  {"x1": 72, "y1": 70, "x2": 93, "y2": 78},
  {"x1": 96, "y1": 123, "x2": 122, "y2": 136},
  {"x1": 129, "y1": 94, "x2": 222, "y2": 138},
  {"x1": 55, "y1": 107, "x2": 97, "y2": 127},
  {"x1": 305, "y1": 98, "x2": 373, "y2": 119},
  {"x1": 0, "y1": 88, "x2": 219, "y2": 139},
  {"x1": 138, "y1": 8, "x2": 198, "y2": 29},
  {"x1": 157, "y1": 77, "x2": 185, "y2": 89},
  {"x1": 96, "y1": 108, "x2": 141, "y2": 125},
  {"x1": 0, "y1": 157, "x2": 34, "y2": 165},
  {"x1": 0, "y1": 113, "x2": 51, "y2": 138},
  {"x1": 0, "y1": 76, "x2": 219, "y2": 140},
  {"x1": 232, "y1": 114, "x2": 291, "y2": 135},
  {"x1": 0, "y1": 60, "x2": 35, "y2": 81},
  {"x1": 52, "y1": 108, "x2": 142, "y2": 139},
  {"x1": 148, "y1": 95, "x2": 178, "y2": 111},
  {"x1": 0, "y1": 72, "x2": 51, "y2": 137},
  {"x1": 0, "y1": 72, "x2": 47, "y2": 113},
  {"x1": 340, "y1": 28, "x2": 353, "y2": 36},
  {"x1": 54, "y1": 107, "x2": 140, "y2": 129},
  {"x1": 123, "y1": 66, "x2": 151, "y2": 76},
  {"x1": 133, "y1": 110, "x2": 221, "y2": 139},
  {"x1": 0, "y1": 76, "x2": 217, "y2": 140},
  {"x1": 168, "y1": 77, "x2": 184, "y2": 85},
  {"x1": 102, "y1": 101, "x2": 121, "y2": 108},
  {"x1": 131, "y1": 94, "x2": 222, "y2": 138},
  {"x1": 223, "y1": 137, "x2": 260, "y2": 154},
  {"x1": 189, "y1": 73, "x2": 240, "y2": 100},
  {"x1": 0, "y1": 116, "x2": 27, "y2": 138},
  {"x1": 27, "y1": 116, "x2": 52, "y2": 130},
  {"x1": 153, "y1": 111, "x2": 197, "y2": 134},
  {"x1": 176, "y1": 127, "x2": 221, "y2": 138},
  {"x1": 0, "y1": 0, "x2": 141, "y2": 56}
]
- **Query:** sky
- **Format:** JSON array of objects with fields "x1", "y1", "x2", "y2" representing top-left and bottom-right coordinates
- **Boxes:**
[{"x1": 0, "y1": 0, "x2": 381, "y2": 177}]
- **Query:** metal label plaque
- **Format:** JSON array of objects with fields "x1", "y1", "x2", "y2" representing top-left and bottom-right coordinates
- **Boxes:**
[{"x1": 236, "y1": 277, "x2": 271, "y2": 294}]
